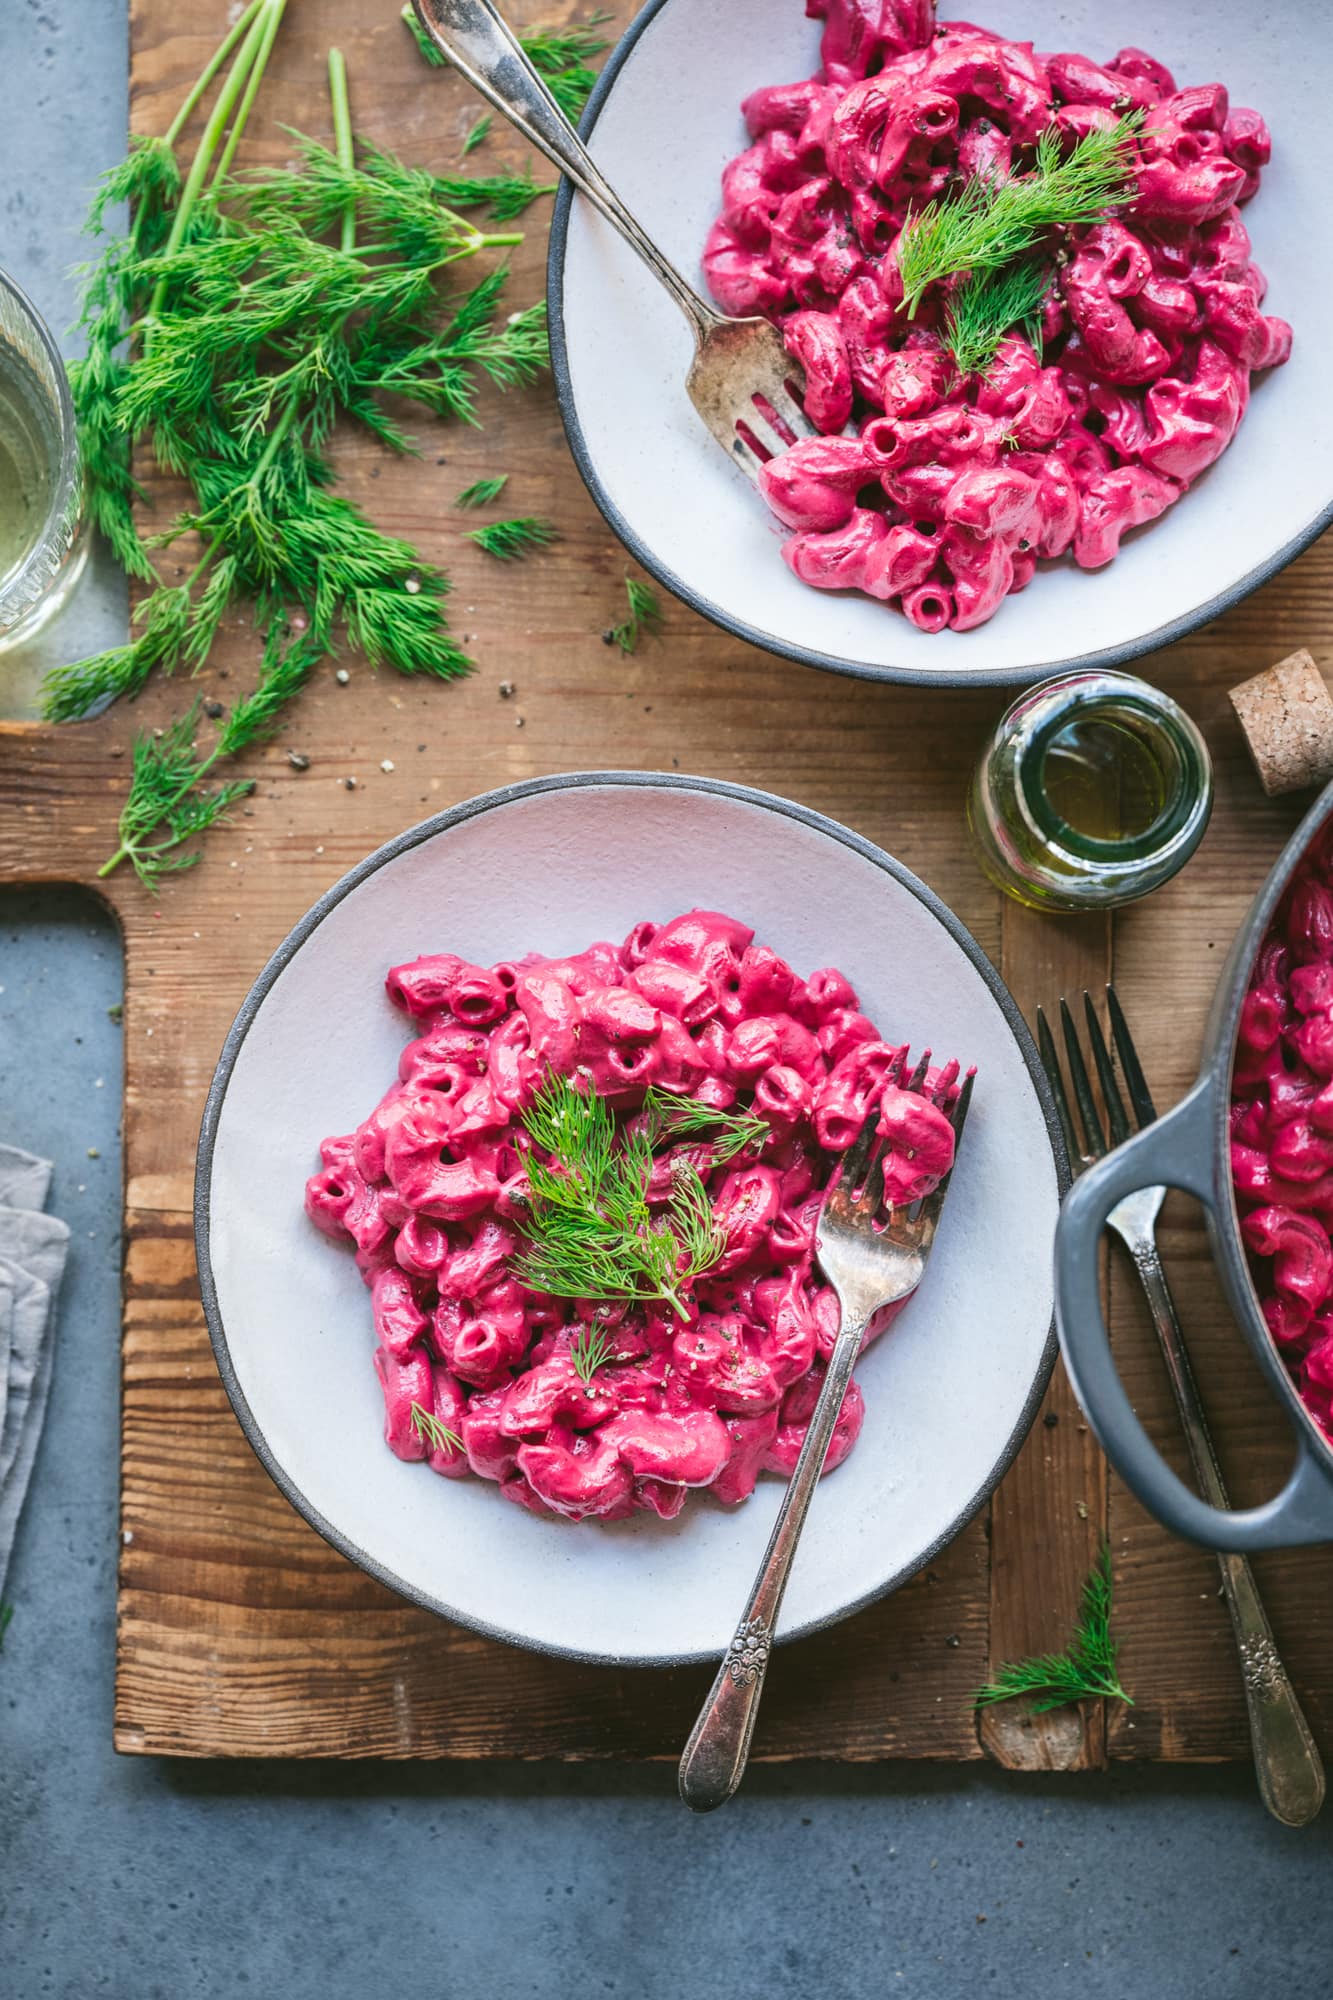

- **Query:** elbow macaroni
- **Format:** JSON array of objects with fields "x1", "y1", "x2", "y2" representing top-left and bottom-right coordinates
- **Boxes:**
[
  {"x1": 1233, "y1": 829, "x2": 1333, "y2": 1445},
  {"x1": 306, "y1": 910, "x2": 964, "y2": 1522},
  {"x1": 702, "y1": 4, "x2": 1291, "y2": 632}
]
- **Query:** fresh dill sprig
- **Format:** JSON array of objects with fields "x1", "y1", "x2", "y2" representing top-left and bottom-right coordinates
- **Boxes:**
[
  {"x1": 637, "y1": 1087, "x2": 768, "y2": 1162},
  {"x1": 52, "y1": 14, "x2": 550, "y2": 885},
  {"x1": 409, "y1": 1401, "x2": 465, "y2": 1455},
  {"x1": 400, "y1": 3, "x2": 447, "y2": 65},
  {"x1": 898, "y1": 118, "x2": 1141, "y2": 317},
  {"x1": 944, "y1": 257, "x2": 1050, "y2": 379},
  {"x1": 570, "y1": 1323, "x2": 617, "y2": 1388},
  {"x1": 462, "y1": 113, "x2": 492, "y2": 156},
  {"x1": 0, "y1": 1600, "x2": 12, "y2": 1651},
  {"x1": 520, "y1": 12, "x2": 613, "y2": 122},
  {"x1": 608, "y1": 575, "x2": 663, "y2": 654},
  {"x1": 401, "y1": 5, "x2": 613, "y2": 124},
  {"x1": 512, "y1": 1071, "x2": 768, "y2": 1318},
  {"x1": 974, "y1": 1544, "x2": 1133, "y2": 1714},
  {"x1": 467, "y1": 516, "x2": 557, "y2": 560},
  {"x1": 101, "y1": 702, "x2": 255, "y2": 891},
  {"x1": 456, "y1": 473, "x2": 508, "y2": 508}
]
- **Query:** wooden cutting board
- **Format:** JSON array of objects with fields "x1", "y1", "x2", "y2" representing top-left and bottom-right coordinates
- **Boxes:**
[{"x1": 2, "y1": 0, "x2": 1331, "y2": 1761}]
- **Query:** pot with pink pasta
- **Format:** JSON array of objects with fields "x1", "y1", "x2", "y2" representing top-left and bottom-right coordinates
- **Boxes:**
[{"x1": 1056, "y1": 784, "x2": 1333, "y2": 1549}]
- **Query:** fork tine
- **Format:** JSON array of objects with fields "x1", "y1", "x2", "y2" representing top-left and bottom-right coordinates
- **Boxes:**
[
  {"x1": 1059, "y1": 997, "x2": 1107, "y2": 1158},
  {"x1": 1035, "y1": 1005, "x2": 1081, "y2": 1170},
  {"x1": 837, "y1": 1103, "x2": 881, "y2": 1197},
  {"x1": 914, "y1": 1068, "x2": 974, "y2": 1235},
  {"x1": 729, "y1": 432, "x2": 765, "y2": 484},
  {"x1": 767, "y1": 383, "x2": 815, "y2": 440},
  {"x1": 933, "y1": 1068, "x2": 974, "y2": 1198},
  {"x1": 1106, "y1": 985, "x2": 1158, "y2": 1128},
  {"x1": 1082, "y1": 992, "x2": 1131, "y2": 1149},
  {"x1": 904, "y1": 1047, "x2": 931, "y2": 1094},
  {"x1": 741, "y1": 401, "x2": 795, "y2": 460},
  {"x1": 857, "y1": 1143, "x2": 887, "y2": 1218}
]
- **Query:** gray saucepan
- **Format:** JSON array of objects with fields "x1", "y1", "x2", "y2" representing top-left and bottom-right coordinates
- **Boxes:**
[{"x1": 1055, "y1": 782, "x2": 1333, "y2": 1550}]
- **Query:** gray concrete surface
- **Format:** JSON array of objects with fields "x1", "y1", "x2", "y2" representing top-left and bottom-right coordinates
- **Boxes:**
[{"x1": 3, "y1": 7, "x2": 1333, "y2": 1998}]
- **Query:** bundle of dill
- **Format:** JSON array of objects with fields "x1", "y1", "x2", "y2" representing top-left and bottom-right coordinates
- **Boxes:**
[{"x1": 53, "y1": 0, "x2": 607, "y2": 889}]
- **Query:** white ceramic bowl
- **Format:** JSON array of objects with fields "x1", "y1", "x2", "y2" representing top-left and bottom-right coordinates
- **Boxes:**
[
  {"x1": 197, "y1": 774, "x2": 1062, "y2": 1664},
  {"x1": 548, "y1": 0, "x2": 1333, "y2": 687}
]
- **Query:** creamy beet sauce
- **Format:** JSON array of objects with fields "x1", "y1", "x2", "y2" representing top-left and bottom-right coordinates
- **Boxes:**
[
  {"x1": 704, "y1": 2, "x2": 1290, "y2": 631},
  {"x1": 1233, "y1": 831, "x2": 1333, "y2": 1445},
  {"x1": 306, "y1": 910, "x2": 963, "y2": 1521}
]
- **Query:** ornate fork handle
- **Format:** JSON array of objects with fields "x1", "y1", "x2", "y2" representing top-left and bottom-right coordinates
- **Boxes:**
[
  {"x1": 412, "y1": 0, "x2": 722, "y2": 336},
  {"x1": 1112, "y1": 1196, "x2": 1325, "y2": 1827},
  {"x1": 677, "y1": 1304, "x2": 872, "y2": 1813}
]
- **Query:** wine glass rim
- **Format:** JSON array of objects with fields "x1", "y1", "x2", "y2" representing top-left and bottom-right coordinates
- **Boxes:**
[{"x1": 0, "y1": 263, "x2": 83, "y2": 634}]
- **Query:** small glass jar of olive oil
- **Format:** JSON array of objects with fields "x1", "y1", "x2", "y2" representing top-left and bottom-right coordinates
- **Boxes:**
[{"x1": 968, "y1": 671, "x2": 1213, "y2": 912}]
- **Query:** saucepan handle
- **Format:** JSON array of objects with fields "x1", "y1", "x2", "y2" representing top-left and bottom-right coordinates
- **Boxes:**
[{"x1": 1055, "y1": 1075, "x2": 1333, "y2": 1550}]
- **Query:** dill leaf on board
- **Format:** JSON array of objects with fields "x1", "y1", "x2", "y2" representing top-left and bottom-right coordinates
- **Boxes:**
[
  {"x1": 608, "y1": 575, "x2": 663, "y2": 654},
  {"x1": 456, "y1": 473, "x2": 509, "y2": 509},
  {"x1": 467, "y1": 516, "x2": 557, "y2": 560},
  {"x1": 974, "y1": 1544, "x2": 1133, "y2": 1713}
]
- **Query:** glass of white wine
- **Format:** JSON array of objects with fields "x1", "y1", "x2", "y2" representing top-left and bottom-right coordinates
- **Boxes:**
[{"x1": 0, "y1": 267, "x2": 88, "y2": 654}]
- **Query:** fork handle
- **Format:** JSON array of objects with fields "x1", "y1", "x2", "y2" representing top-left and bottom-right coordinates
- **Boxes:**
[
  {"x1": 412, "y1": 0, "x2": 721, "y2": 335},
  {"x1": 677, "y1": 1305, "x2": 871, "y2": 1813},
  {"x1": 1114, "y1": 1220, "x2": 1325, "y2": 1826}
]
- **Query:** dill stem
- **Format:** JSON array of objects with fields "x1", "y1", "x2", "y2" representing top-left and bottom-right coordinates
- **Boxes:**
[
  {"x1": 211, "y1": 0, "x2": 289, "y2": 188},
  {"x1": 164, "y1": 0, "x2": 266, "y2": 147},
  {"x1": 327, "y1": 48, "x2": 357, "y2": 255},
  {"x1": 97, "y1": 738, "x2": 226, "y2": 880},
  {"x1": 145, "y1": 0, "x2": 277, "y2": 342}
]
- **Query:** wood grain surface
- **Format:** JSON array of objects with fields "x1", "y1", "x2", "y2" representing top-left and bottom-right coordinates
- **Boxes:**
[{"x1": 2, "y1": 0, "x2": 1331, "y2": 1761}]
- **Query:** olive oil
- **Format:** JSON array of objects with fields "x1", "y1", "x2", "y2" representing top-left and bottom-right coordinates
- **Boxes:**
[
  {"x1": 1040, "y1": 714, "x2": 1171, "y2": 845},
  {"x1": 968, "y1": 672, "x2": 1213, "y2": 912},
  {"x1": 0, "y1": 341, "x2": 58, "y2": 588}
]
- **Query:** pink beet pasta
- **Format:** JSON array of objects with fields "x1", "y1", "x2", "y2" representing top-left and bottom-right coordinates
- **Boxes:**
[
  {"x1": 306, "y1": 910, "x2": 965, "y2": 1522},
  {"x1": 703, "y1": 2, "x2": 1291, "y2": 631}
]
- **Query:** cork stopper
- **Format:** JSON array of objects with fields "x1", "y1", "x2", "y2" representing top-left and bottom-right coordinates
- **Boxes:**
[{"x1": 1229, "y1": 650, "x2": 1333, "y2": 796}]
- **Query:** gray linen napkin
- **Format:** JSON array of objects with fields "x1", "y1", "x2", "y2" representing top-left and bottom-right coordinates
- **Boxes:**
[{"x1": 0, "y1": 1146, "x2": 70, "y2": 1605}]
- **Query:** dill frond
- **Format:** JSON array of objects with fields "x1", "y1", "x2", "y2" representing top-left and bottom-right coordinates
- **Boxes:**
[
  {"x1": 898, "y1": 117, "x2": 1141, "y2": 316},
  {"x1": 102, "y1": 703, "x2": 254, "y2": 892},
  {"x1": 410, "y1": 1402, "x2": 465, "y2": 1455},
  {"x1": 53, "y1": 17, "x2": 547, "y2": 883},
  {"x1": 467, "y1": 516, "x2": 556, "y2": 560},
  {"x1": 975, "y1": 1544, "x2": 1133, "y2": 1713},
  {"x1": 608, "y1": 575, "x2": 663, "y2": 654},
  {"x1": 462, "y1": 114, "x2": 492, "y2": 156},
  {"x1": 456, "y1": 474, "x2": 508, "y2": 508},
  {"x1": 521, "y1": 11, "x2": 613, "y2": 122},
  {"x1": 944, "y1": 258, "x2": 1050, "y2": 379},
  {"x1": 400, "y1": 3, "x2": 447, "y2": 66},
  {"x1": 401, "y1": 3, "x2": 613, "y2": 124},
  {"x1": 511, "y1": 1071, "x2": 766, "y2": 1317},
  {"x1": 570, "y1": 1324, "x2": 617, "y2": 1388}
]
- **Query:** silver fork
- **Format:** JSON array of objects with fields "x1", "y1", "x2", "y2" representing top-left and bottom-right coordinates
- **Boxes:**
[
  {"x1": 411, "y1": 0, "x2": 815, "y2": 480},
  {"x1": 1040, "y1": 989, "x2": 1324, "y2": 1827},
  {"x1": 678, "y1": 1057, "x2": 975, "y2": 1813}
]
